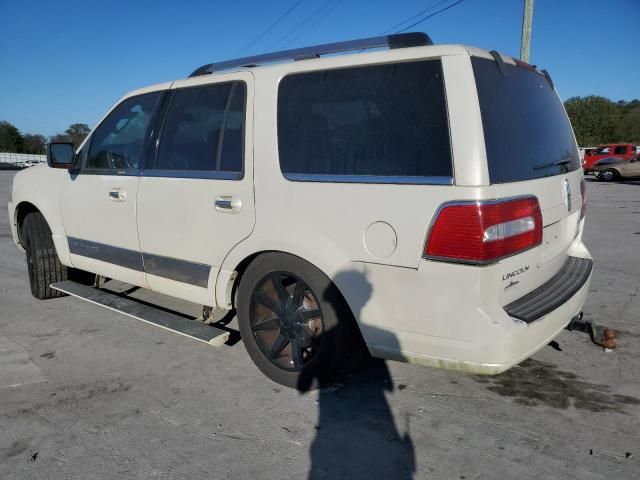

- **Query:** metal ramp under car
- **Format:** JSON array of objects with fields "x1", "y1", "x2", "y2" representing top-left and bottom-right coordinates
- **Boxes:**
[{"x1": 50, "y1": 280, "x2": 230, "y2": 347}]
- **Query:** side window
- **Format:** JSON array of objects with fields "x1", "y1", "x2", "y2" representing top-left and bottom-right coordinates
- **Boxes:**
[
  {"x1": 156, "y1": 82, "x2": 246, "y2": 173},
  {"x1": 277, "y1": 60, "x2": 452, "y2": 181},
  {"x1": 614, "y1": 146, "x2": 626, "y2": 154},
  {"x1": 87, "y1": 92, "x2": 161, "y2": 170}
]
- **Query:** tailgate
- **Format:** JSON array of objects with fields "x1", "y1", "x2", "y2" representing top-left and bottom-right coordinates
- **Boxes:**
[
  {"x1": 492, "y1": 169, "x2": 585, "y2": 307},
  {"x1": 471, "y1": 54, "x2": 586, "y2": 309}
]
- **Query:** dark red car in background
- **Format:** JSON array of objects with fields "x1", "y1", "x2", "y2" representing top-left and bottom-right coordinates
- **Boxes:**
[{"x1": 583, "y1": 143, "x2": 637, "y2": 172}]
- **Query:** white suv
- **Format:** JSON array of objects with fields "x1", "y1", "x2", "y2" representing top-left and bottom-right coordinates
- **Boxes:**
[{"x1": 8, "y1": 33, "x2": 592, "y2": 388}]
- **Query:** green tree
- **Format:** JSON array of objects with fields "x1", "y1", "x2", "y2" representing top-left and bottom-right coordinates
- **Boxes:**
[
  {"x1": 65, "y1": 123, "x2": 91, "y2": 148},
  {"x1": 49, "y1": 133, "x2": 70, "y2": 143},
  {"x1": 22, "y1": 134, "x2": 47, "y2": 154},
  {"x1": 0, "y1": 121, "x2": 25, "y2": 153},
  {"x1": 564, "y1": 96, "x2": 619, "y2": 146},
  {"x1": 615, "y1": 105, "x2": 640, "y2": 144}
]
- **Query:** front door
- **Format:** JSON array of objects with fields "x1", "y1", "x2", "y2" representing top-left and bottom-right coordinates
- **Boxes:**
[
  {"x1": 61, "y1": 91, "x2": 163, "y2": 287},
  {"x1": 136, "y1": 72, "x2": 255, "y2": 305}
]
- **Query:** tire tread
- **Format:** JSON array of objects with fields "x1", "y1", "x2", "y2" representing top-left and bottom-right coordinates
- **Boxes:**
[{"x1": 22, "y1": 212, "x2": 68, "y2": 299}]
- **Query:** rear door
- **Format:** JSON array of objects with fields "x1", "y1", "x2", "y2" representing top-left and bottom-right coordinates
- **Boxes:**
[
  {"x1": 613, "y1": 145, "x2": 628, "y2": 159},
  {"x1": 471, "y1": 56, "x2": 585, "y2": 303},
  {"x1": 136, "y1": 72, "x2": 254, "y2": 305}
]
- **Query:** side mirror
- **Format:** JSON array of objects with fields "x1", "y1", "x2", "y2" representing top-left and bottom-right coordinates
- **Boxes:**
[{"x1": 47, "y1": 142, "x2": 75, "y2": 169}]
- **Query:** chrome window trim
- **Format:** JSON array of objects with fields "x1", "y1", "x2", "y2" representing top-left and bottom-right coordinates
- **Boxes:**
[
  {"x1": 78, "y1": 168, "x2": 142, "y2": 177},
  {"x1": 283, "y1": 173, "x2": 453, "y2": 185},
  {"x1": 140, "y1": 169, "x2": 243, "y2": 180}
]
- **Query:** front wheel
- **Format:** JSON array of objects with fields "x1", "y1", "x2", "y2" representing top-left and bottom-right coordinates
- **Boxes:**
[
  {"x1": 21, "y1": 212, "x2": 68, "y2": 299},
  {"x1": 236, "y1": 253, "x2": 359, "y2": 389}
]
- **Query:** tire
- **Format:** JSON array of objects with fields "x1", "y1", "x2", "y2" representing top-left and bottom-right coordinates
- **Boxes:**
[
  {"x1": 600, "y1": 169, "x2": 618, "y2": 182},
  {"x1": 236, "y1": 253, "x2": 362, "y2": 390},
  {"x1": 21, "y1": 212, "x2": 69, "y2": 299}
]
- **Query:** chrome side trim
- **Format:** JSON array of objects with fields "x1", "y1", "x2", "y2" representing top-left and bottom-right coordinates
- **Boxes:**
[
  {"x1": 67, "y1": 238, "x2": 211, "y2": 287},
  {"x1": 68, "y1": 237, "x2": 144, "y2": 271},
  {"x1": 283, "y1": 173, "x2": 453, "y2": 185},
  {"x1": 142, "y1": 253, "x2": 211, "y2": 288},
  {"x1": 141, "y1": 169, "x2": 243, "y2": 180}
]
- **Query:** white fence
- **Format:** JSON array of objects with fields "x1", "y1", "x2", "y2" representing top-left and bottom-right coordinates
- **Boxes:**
[{"x1": 0, "y1": 152, "x2": 46, "y2": 165}]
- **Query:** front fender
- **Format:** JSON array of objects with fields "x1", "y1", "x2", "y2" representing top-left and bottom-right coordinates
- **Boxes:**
[{"x1": 11, "y1": 166, "x2": 71, "y2": 265}]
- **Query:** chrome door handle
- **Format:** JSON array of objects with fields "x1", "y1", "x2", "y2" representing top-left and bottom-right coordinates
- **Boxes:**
[
  {"x1": 215, "y1": 196, "x2": 242, "y2": 213},
  {"x1": 108, "y1": 189, "x2": 126, "y2": 202}
]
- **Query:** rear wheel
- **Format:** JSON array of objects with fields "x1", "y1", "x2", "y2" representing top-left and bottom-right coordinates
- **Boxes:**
[
  {"x1": 237, "y1": 253, "x2": 359, "y2": 389},
  {"x1": 600, "y1": 169, "x2": 618, "y2": 181}
]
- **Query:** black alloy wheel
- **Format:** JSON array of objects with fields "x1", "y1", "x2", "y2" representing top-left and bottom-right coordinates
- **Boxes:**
[
  {"x1": 236, "y1": 252, "x2": 361, "y2": 389},
  {"x1": 250, "y1": 272, "x2": 324, "y2": 371}
]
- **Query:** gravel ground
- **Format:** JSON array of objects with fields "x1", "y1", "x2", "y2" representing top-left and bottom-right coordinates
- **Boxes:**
[{"x1": 0, "y1": 170, "x2": 639, "y2": 479}]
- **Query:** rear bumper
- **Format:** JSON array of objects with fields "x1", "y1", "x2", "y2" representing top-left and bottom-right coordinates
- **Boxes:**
[
  {"x1": 505, "y1": 256, "x2": 592, "y2": 323},
  {"x1": 335, "y1": 248, "x2": 592, "y2": 375}
]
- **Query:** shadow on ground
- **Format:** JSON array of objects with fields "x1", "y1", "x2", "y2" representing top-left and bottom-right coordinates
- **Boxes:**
[
  {"x1": 297, "y1": 269, "x2": 415, "y2": 479},
  {"x1": 305, "y1": 358, "x2": 415, "y2": 479}
]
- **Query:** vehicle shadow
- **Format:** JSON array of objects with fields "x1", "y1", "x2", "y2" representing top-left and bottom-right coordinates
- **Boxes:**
[{"x1": 298, "y1": 269, "x2": 416, "y2": 479}]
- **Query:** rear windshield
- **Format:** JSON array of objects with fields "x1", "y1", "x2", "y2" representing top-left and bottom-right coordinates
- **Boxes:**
[
  {"x1": 277, "y1": 59, "x2": 452, "y2": 182},
  {"x1": 472, "y1": 57, "x2": 580, "y2": 184}
]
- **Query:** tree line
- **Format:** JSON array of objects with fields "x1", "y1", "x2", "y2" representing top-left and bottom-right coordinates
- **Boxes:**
[
  {"x1": 0, "y1": 121, "x2": 91, "y2": 155},
  {"x1": 564, "y1": 97, "x2": 640, "y2": 147}
]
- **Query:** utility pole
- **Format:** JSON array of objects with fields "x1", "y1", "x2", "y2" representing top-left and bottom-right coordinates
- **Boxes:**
[{"x1": 520, "y1": 0, "x2": 535, "y2": 63}]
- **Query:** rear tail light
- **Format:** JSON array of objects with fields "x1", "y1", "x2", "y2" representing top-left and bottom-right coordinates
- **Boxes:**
[
  {"x1": 424, "y1": 196, "x2": 542, "y2": 264},
  {"x1": 580, "y1": 178, "x2": 587, "y2": 220}
]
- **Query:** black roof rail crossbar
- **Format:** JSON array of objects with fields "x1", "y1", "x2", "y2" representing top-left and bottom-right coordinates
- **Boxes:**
[{"x1": 189, "y1": 32, "x2": 433, "y2": 77}]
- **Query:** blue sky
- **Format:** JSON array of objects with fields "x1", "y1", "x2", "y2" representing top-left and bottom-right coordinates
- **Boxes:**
[{"x1": 1, "y1": 0, "x2": 638, "y2": 137}]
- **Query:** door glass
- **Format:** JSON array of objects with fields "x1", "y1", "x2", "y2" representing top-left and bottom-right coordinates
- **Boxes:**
[
  {"x1": 156, "y1": 82, "x2": 246, "y2": 173},
  {"x1": 87, "y1": 92, "x2": 161, "y2": 170}
]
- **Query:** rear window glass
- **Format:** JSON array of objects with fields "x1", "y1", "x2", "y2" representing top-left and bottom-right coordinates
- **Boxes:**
[
  {"x1": 277, "y1": 60, "x2": 452, "y2": 181},
  {"x1": 613, "y1": 146, "x2": 627, "y2": 154},
  {"x1": 472, "y1": 57, "x2": 580, "y2": 183}
]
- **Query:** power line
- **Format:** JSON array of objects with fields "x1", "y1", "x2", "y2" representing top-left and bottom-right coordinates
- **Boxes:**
[
  {"x1": 397, "y1": 0, "x2": 465, "y2": 33},
  {"x1": 241, "y1": 0, "x2": 306, "y2": 54},
  {"x1": 272, "y1": 0, "x2": 339, "y2": 48},
  {"x1": 287, "y1": 0, "x2": 346, "y2": 46},
  {"x1": 380, "y1": 0, "x2": 450, "y2": 35}
]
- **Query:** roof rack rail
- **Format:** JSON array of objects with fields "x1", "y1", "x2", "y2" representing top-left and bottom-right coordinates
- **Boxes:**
[{"x1": 189, "y1": 32, "x2": 432, "y2": 77}]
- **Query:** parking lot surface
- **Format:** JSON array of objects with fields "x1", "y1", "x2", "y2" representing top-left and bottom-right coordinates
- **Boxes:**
[{"x1": 1, "y1": 170, "x2": 639, "y2": 479}]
